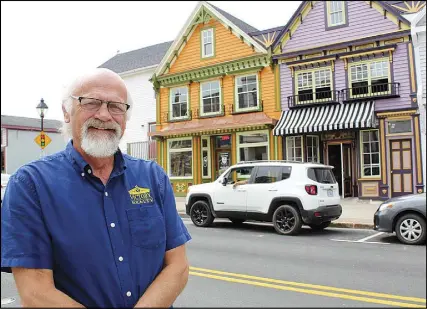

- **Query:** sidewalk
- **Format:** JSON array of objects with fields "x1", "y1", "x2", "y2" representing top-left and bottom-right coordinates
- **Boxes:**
[{"x1": 175, "y1": 197, "x2": 381, "y2": 229}]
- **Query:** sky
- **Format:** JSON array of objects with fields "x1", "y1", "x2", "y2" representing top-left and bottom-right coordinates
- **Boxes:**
[{"x1": 1, "y1": 1, "x2": 301, "y2": 122}]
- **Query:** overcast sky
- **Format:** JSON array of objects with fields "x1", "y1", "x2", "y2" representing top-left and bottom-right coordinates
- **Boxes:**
[{"x1": 1, "y1": 1, "x2": 301, "y2": 121}]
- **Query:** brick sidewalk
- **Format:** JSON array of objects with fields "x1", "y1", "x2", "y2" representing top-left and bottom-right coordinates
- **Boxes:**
[{"x1": 174, "y1": 196, "x2": 381, "y2": 229}]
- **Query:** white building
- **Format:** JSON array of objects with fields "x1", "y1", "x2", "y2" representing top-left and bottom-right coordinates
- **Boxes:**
[
  {"x1": 99, "y1": 41, "x2": 172, "y2": 159},
  {"x1": 410, "y1": 6, "x2": 426, "y2": 190}
]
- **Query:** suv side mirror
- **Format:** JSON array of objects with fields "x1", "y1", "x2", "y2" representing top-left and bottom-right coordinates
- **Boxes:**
[{"x1": 222, "y1": 178, "x2": 228, "y2": 186}]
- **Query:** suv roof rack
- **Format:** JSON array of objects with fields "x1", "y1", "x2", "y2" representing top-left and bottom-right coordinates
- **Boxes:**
[{"x1": 236, "y1": 160, "x2": 304, "y2": 165}]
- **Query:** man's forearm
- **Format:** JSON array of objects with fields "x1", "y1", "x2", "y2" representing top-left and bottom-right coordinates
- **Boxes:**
[
  {"x1": 134, "y1": 263, "x2": 189, "y2": 308},
  {"x1": 21, "y1": 286, "x2": 85, "y2": 308}
]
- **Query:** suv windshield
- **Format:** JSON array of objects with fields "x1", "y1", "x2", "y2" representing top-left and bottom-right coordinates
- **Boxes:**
[{"x1": 307, "y1": 168, "x2": 336, "y2": 184}]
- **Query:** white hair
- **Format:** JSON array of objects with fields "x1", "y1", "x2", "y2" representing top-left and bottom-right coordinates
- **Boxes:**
[{"x1": 60, "y1": 69, "x2": 133, "y2": 140}]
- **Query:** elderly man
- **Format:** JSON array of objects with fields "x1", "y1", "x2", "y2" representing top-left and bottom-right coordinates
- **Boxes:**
[{"x1": 1, "y1": 68, "x2": 191, "y2": 308}]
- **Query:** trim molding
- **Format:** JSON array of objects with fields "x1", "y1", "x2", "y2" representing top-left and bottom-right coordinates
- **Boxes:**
[{"x1": 376, "y1": 110, "x2": 418, "y2": 118}]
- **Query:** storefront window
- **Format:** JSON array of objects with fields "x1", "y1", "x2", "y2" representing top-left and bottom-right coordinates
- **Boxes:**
[
  {"x1": 306, "y1": 135, "x2": 320, "y2": 163},
  {"x1": 237, "y1": 131, "x2": 269, "y2": 162},
  {"x1": 169, "y1": 139, "x2": 192, "y2": 178},
  {"x1": 201, "y1": 137, "x2": 211, "y2": 179},
  {"x1": 286, "y1": 136, "x2": 303, "y2": 162},
  {"x1": 361, "y1": 130, "x2": 380, "y2": 177}
]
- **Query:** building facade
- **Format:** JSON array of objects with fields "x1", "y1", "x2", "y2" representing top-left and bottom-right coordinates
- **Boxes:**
[
  {"x1": 99, "y1": 42, "x2": 172, "y2": 160},
  {"x1": 271, "y1": 1, "x2": 424, "y2": 200},
  {"x1": 149, "y1": 2, "x2": 285, "y2": 196},
  {"x1": 1, "y1": 115, "x2": 65, "y2": 174},
  {"x1": 409, "y1": 5, "x2": 426, "y2": 190}
]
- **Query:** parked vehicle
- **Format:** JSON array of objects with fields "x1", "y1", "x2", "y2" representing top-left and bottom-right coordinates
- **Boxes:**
[
  {"x1": 374, "y1": 193, "x2": 426, "y2": 245},
  {"x1": 1, "y1": 173, "x2": 11, "y2": 204},
  {"x1": 185, "y1": 160, "x2": 342, "y2": 235}
]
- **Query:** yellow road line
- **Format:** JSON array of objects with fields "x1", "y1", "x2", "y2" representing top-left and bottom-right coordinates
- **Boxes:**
[
  {"x1": 190, "y1": 267, "x2": 426, "y2": 304},
  {"x1": 190, "y1": 271, "x2": 425, "y2": 308}
]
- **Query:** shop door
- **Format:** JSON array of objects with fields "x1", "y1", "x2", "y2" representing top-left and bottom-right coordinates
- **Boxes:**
[
  {"x1": 390, "y1": 139, "x2": 413, "y2": 197},
  {"x1": 327, "y1": 143, "x2": 353, "y2": 198},
  {"x1": 342, "y1": 144, "x2": 353, "y2": 197}
]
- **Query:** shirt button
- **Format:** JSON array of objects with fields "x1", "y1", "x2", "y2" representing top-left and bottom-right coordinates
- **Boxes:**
[
  {"x1": 81, "y1": 172, "x2": 85, "y2": 177},
  {"x1": 105, "y1": 192, "x2": 108, "y2": 197},
  {"x1": 118, "y1": 256, "x2": 123, "y2": 262},
  {"x1": 88, "y1": 169, "x2": 92, "y2": 174},
  {"x1": 110, "y1": 223, "x2": 115, "y2": 228},
  {"x1": 126, "y1": 291, "x2": 131, "y2": 297}
]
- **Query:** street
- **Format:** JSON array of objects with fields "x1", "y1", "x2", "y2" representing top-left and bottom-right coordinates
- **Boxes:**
[{"x1": 2, "y1": 218, "x2": 426, "y2": 308}]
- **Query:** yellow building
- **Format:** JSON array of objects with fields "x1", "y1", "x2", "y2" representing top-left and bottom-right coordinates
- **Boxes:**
[{"x1": 149, "y1": 1, "x2": 284, "y2": 195}]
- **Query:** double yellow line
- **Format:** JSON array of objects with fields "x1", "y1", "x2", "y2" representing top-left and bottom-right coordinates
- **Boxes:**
[{"x1": 189, "y1": 267, "x2": 426, "y2": 308}]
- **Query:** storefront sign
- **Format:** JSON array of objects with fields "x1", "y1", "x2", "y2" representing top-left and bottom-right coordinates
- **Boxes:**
[{"x1": 322, "y1": 131, "x2": 355, "y2": 141}]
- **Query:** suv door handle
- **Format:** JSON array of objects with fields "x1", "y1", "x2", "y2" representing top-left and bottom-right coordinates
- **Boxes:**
[
  {"x1": 268, "y1": 189, "x2": 278, "y2": 192},
  {"x1": 237, "y1": 189, "x2": 246, "y2": 192}
]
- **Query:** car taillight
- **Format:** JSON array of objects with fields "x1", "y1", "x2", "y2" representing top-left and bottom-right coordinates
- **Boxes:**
[{"x1": 305, "y1": 185, "x2": 317, "y2": 195}]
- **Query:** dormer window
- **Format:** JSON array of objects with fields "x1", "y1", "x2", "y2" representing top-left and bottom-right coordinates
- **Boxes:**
[
  {"x1": 201, "y1": 28, "x2": 214, "y2": 58},
  {"x1": 326, "y1": 1, "x2": 347, "y2": 29}
]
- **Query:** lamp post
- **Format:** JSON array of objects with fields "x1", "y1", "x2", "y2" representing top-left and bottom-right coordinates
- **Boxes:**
[{"x1": 36, "y1": 98, "x2": 49, "y2": 157}]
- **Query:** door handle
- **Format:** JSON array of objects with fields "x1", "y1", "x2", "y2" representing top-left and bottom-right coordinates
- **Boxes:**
[
  {"x1": 237, "y1": 189, "x2": 246, "y2": 192},
  {"x1": 268, "y1": 189, "x2": 278, "y2": 192}
]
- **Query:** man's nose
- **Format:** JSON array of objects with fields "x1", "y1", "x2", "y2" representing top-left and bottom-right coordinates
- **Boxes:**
[{"x1": 95, "y1": 103, "x2": 113, "y2": 121}]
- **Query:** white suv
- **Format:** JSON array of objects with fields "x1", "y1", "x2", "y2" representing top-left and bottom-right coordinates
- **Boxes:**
[{"x1": 185, "y1": 160, "x2": 342, "y2": 235}]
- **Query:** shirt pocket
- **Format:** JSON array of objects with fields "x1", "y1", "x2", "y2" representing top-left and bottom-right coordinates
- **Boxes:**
[{"x1": 126, "y1": 205, "x2": 166, "y2": 249}]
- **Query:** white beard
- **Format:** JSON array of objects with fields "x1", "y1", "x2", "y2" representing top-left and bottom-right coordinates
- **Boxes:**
[{"x1": 80, "y1": 118, "x2": 122, "y2": 158}]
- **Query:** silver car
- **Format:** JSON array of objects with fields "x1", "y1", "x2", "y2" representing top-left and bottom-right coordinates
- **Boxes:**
[{"x1": 374, "y1": 193, "x2": 426, "y2": 245}]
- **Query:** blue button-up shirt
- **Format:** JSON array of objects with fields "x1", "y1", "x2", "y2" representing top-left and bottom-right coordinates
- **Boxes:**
[{"x1": 1, "y1": 141, "x2": 191, "y2": 308}]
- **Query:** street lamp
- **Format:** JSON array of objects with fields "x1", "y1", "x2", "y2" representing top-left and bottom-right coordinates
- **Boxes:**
[
  {"x1": 36, "y1": 98, "x2": 49, "y2": 131},
  {"x1": 36, "y1": 98, "x2": 49, "y2": 157}
]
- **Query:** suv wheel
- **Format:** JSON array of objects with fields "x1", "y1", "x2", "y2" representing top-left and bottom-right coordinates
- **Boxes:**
[
  {"x1": 229, "y1": 218, "x2": 246, "y2": 225},
  {"x1": 273, "y1": 205, "x2": 302, "y2": 236},
  {"x1": 395, "y1": 213, "x2": 426, "y2": 245},
  {"x1": 309, "y1": 221, "x2": 331, "y2": 231},
  {"x1": 190, "y1": 200, "x2": 214, "y2": 227}
]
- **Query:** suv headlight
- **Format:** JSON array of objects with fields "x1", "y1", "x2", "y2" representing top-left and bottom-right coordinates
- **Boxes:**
[{"x1": 379, "y1": 203, "x2": 393, "y2": 212}]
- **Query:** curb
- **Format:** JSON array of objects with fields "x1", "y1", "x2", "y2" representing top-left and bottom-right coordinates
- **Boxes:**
[{"x1": 178, "y1": 212, "x2": 374, "y2": 230}]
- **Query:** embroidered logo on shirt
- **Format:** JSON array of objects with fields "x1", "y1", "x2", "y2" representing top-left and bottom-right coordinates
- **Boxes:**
[{"x1": 128, "y1": 186, "x2": 154, "y2": 204}]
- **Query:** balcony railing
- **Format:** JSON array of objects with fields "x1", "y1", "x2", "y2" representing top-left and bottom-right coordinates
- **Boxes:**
[
  {"x1": 341, "y1": 82, "x2": 400, "y2": 102},
  {"x1": 127, "y1": 140, "x2": 156, "y2": 161},
  {"x1": 288, "y1": 90, "x2": 340, "y2": 109}
]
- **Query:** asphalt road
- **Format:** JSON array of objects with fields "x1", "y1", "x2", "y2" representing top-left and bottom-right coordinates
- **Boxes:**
[{"x1": 1, "y1": 218, "x2": 426, "y2": 308}]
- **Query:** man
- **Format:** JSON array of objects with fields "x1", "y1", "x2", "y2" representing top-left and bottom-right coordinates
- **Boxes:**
[{"x1": 1, "y1": 68, "x2": 191, "y2": 308}]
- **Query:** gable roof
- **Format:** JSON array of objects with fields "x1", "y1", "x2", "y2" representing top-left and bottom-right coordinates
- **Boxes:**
[
  {"x1": 98, "y1": 41, "x2": 173, "y2": 74},
  {"x1": 207, "y1": 2, "x2": 259, "y2": 34},
  {"x1": 1, "y1": 115, "x2": 62, "y2": 131},
  {"x1": 272, "y1": 1, "x2": 411, "y2": 52},
  {"x1": 383, "y1": 1, "x2": 426, "y2": 14},
  {"x1": 154, "y1": 1, "x2": 268, "y2": 77}
]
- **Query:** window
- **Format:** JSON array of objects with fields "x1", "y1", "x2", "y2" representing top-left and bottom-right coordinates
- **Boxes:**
[
  {"x1": 201, "y1": 28, "x2": 214, "y2": 58},
  {"x1": 168, "y1": 139, "x2": 193, "y2": 178},
  {"x1": 361, "y1": 130, "x2": 380, "y2": 177},
  {"x1": 236, "y1": 74, "x2": 259, "y2": 111},
  {"x1": 286, "y1": 136, "x2": 303, "y2": 162},
  {"x1": 201, "y1": 137, "x2": 211, "y2": 179},
  {"x1": 254, "y1": 166, "x2": 292, "y2": 184},
  {"x1": 306, "y1": 136, "x2": 320, "y2": 163},
  {"x1": 201, "y1": 80, "x2": 221, "y2": 115},
  {"x1": 237, "y1": 131, "x2": 269, "y2": 162},
  {"x1": 225, "y1": 166, "x2": 254, "y2": 183},
  {"x1": 307, "y1": 168, "x2": 336, "y2": 184},
  {"x1": 387, "y1": 119, "x2": 412, "y2": 134},
  {"x1": 327, "y1": 1, "x2": 346, "y2": 27},
  {"x1": 349, "y1": 59, "x2": 390, "y2": 98},
  {"x1": 170, "y1": 87, "x2": 189, "y2": 120},
  {"x1": 296, "y1": 68, "x2": 332, "y2": 104}
]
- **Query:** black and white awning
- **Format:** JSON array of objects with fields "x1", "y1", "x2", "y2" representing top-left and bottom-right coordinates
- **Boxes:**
[{"x1": 273, "y1": 101, "x2": 376, "y2": 136}]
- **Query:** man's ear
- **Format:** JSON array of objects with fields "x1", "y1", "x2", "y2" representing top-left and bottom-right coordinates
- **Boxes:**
[{"x1": 62, "y1": 104, "x2": 70, "y2": 123}]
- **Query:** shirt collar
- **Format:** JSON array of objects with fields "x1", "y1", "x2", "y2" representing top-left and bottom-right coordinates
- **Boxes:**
[{"x1": 65, "y1": 140, "x2": 127, "y2": 175}]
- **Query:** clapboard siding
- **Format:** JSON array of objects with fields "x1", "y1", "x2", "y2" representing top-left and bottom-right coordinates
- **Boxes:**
[
  {"x1": 169, "y1": 19, "x2": 258, "y2": 74},
  {"x1": 280, "y1": 64, "x2": 293, "y2": 111},
  {"x1": 375, "y1": 43, "x2": 411, "y2": 111},
  {"x1": 285, "y1": 1, "x2": 399, "y2": 51}
]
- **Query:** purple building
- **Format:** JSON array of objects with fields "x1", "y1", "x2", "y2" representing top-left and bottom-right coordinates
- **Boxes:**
[{"x1": 272, "y1": 1, "x2": 424, "y2": 200}]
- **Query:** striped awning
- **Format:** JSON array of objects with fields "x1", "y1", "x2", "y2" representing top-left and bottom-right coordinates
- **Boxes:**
[{"x1": 273, "y1": 101, "x2": 376, "y2": 136}]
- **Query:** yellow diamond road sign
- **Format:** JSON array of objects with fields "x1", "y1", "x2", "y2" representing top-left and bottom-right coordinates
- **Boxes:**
[{"x1": 34, "y1": 131, "x2": 51, "y2": 149}]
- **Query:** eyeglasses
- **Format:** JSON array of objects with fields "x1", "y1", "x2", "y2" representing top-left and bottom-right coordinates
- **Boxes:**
[{"x1": 70, "y1": 95, "x2": 130, "y2": 115}]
